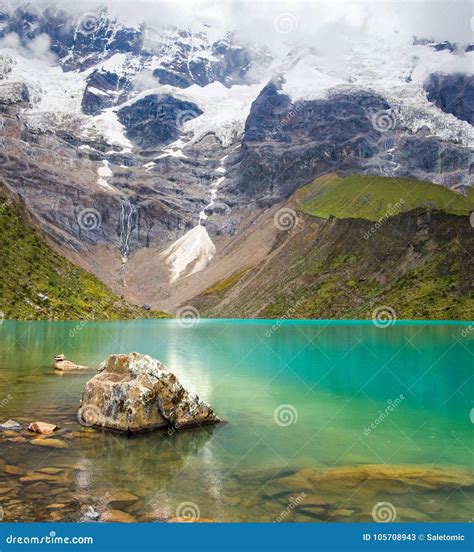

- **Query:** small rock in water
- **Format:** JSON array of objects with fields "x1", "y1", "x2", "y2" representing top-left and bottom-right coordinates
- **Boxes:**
[
  {"x1": 28, "y1": 422, "x2": 57, "y2": 435},
  {"x1": 84, "y1": 506, "x2": 101, "y2": 521},
  {"x1": 101, "y1": 509, "x2": 137, "y2": 523},
  {"x1": 30, "y1": 438, "x2": 68, "y2": 449},
  {"x1": 55, "y1": 354, "x2": 89, "y2": 372},
  {"x1": 78, "y1": 352, "x2": 220, "y2": 433},
  {"x1": 0, "y1": 420, "x2": 21, "y2": 430}
]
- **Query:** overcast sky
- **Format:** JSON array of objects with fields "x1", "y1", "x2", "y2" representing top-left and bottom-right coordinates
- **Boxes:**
[{"x1": 10, "y1": 0, "x2": 474, "y2": 46}]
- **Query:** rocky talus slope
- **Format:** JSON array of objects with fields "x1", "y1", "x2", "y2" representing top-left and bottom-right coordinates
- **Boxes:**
[{"x1": 188, "y1": 175, "x2": 474, "y2": 320}]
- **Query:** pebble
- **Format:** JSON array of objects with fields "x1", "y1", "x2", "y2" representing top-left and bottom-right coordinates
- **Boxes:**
[
  {"x1": 101, "y1": 509, "x2": 137, "y2": 523},
  {"x1": 0, "y1": 420, "x2": 21, "y2": 430},
  {"x1": 30, "y1": 438, "x2": 68, "y2": 449}
]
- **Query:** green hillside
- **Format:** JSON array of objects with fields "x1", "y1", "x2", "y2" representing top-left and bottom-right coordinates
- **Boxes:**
[
  {"x1": 298, "y1": 174, "x2": 474, "y2": 221},
  {"x1": 0, "y1": 184, "x2": 168, "y2": 321}
]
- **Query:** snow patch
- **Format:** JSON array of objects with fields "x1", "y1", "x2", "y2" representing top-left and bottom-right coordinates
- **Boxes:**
[
  {"x1": 160, "y1": 225, "x2": 216, "y2": 283},
  {"x1": 97, "y1": 159, "x2": 115, "y2": 191},
  {"x1": 83, "y1": 109, "x2": 133, "y2": 149}
]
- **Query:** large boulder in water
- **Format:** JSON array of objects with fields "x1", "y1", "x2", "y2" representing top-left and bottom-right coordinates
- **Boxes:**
[{"x1": 78, "y1": 352, "x2": 219, "y2": 433}]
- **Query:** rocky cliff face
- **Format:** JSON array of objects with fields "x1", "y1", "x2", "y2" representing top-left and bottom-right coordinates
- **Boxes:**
[
  {"x1": 424, "y1": 73, "x2": 474, "y2": 124},
  {"x1": 0, "y1": 4, "x2": 472, "y2": 313}
]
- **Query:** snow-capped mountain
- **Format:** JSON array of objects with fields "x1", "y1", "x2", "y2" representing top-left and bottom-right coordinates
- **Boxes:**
[{"x1": 0, "y1": 3, "x2": 472, "y2": 311}]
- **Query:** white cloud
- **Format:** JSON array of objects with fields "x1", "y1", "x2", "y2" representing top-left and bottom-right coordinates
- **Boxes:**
[{"x1": 24, "y1": 0, "x2": 474, "y2": 45}]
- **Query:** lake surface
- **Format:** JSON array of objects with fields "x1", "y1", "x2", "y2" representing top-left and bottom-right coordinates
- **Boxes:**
[{"x1": 0, "y1": 319, "x2": 472, "y2": 522}]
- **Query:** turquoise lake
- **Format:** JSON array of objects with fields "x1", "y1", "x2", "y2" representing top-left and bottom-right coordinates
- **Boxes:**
[{"x1": 0, "y1": 319, "x2": 472, "y2": 522}]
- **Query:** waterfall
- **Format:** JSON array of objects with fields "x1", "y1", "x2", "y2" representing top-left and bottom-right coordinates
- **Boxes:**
[{"x1": 119, "y1": 199, "x2": 138, "y2": 272}]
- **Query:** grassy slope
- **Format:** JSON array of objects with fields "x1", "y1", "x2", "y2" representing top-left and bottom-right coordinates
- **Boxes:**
[
  {"x1": 195, "y1": 175, "x2": 473, "y2": 320},
  {"x1": 298, "y1": 173, "x2": 474, "y2": 221},
  {"x1": 0, "y1": 186, "x2": 168, "y2": 320}
]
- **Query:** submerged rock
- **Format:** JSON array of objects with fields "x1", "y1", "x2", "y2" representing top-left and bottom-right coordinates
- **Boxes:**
[
  {"x1": 78, "y1": 352, "x2": 220, "y2": 433},
  {"x1": 101, "y1": 509, "x2": 137, "y2": 523},
  {"x1": 54, "y1": 354, "x2": 89, "y2": 372},
  {"x1": 28, "y1": 422, "x2": 57, "y2": 435},
  {"x1": 274, "y1": 464, "x2": 474, "y2": 494},
  {"x1": 0, "y1": 420, "x2": 21, "y2": 430}
]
